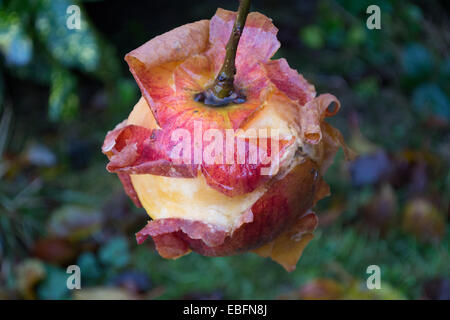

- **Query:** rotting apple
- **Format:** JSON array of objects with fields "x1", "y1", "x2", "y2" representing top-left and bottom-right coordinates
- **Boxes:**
[{"x1": 102, "y1": 7, "x2": 353, "y2": 271}]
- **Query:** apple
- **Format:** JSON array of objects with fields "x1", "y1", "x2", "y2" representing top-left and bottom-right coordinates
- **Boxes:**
[{"x1": 102, "y1": 8, "x2": 352, "y2": 271}]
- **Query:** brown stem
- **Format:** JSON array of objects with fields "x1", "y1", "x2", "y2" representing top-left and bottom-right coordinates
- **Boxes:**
[{"x1": 195, "y1": 0, "x2": 251, "y2": 106}]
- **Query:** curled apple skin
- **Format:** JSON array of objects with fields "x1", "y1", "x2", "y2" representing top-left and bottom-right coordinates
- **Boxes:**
[
  {"x1": 136, "y1": 158, "x2": 321, "y2": 258},
  {"x1": 101, "y1": 7, "x2": 355, "y2": 271}
]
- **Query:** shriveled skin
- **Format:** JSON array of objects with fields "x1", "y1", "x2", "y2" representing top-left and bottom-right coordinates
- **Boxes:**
[
  {"x1": 119, "y1": 98, "x2": 327, "y2": 270},
  {"x1": 253, "y1": 212, "x2": 318, "y2": 272},
  {"x1": 178, "y1": 159, "x2": 321, "y2": 256},
  {"x1": 136, "y1": 158, "x2": 321, "y2": 262},
  {"x1": 125, "y1": 97, "x2": 324, "y2": 268},
  {"x1": 102, "y1": 96, "x2": 347, "y2": 270},
  {"x1": 103, "y1": 96, "x2": 295, "y2": 197},
  {"x1": 103, "y1": 9, "x2": 340, "y2": 197},
  {"x1": 126, "y1": 98, "x2": 298, "y2": 228},
  {"x1": 101, "y1": 8, "x2": 354, "y2": 271}
]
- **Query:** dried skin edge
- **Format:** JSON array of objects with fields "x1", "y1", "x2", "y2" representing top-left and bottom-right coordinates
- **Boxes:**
[{"x1": 103, "y1": 9, "x2": 354, "y2": 270}]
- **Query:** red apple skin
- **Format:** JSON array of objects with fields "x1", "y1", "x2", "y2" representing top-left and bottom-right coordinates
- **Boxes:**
[
  {"x1": 137, "y1": 158, "x2": 321, "y2": 257},
  {"x1": 102, "y1": 8, "x2": 354, "y2": 267},
  {"x1": 102, "y1": 118, "x2": 295, "y2": 197}
]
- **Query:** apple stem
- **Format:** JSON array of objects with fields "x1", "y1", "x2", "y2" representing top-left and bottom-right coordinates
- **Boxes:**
[
  {"x1": 195, "y1": 0, "x2": 251, "y2": 107},
  {"x1": 211, "y1": 0, "x2": 251, "y2": 98}
]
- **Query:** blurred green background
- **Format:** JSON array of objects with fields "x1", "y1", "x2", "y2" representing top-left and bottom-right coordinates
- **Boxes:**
[{"x1": 0, "y1": 0, "x2": 449, "y2": 300}]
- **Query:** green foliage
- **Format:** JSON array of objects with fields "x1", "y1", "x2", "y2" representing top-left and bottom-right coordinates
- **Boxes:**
[
  {"x1": 412, "y1": 83, "x2": 450, "y2": 119},
  {"x1": 300, "y1": 26, "x2": 324, "y2": 49},
  {"x1": 35, "y1": 0, "x2": 99, "y2": 72},
  {"x1": 0, "y1": 11, "x2": 33, "y2": 66},
  {"x1": 36, "y1": 265, "x2": 70, "y2": 300},
  {"x1": 354, "y1": 77, "x2": 379, "y2": 99},
  {"x1": 0, "y1": 72, "x2": 3, "y2": 107},
  {"x1": 0, "y1": 0, "x2": 121, "y2": 122},
  {"x1": 99, "y1": 237, "x2": 130, "y2": 271},
  {"x1": 49, "y1": 67, "x2": 79, "y2": 121},
  {"x1": 77, "y1": 252, "x2": 102, "y2": 285},
  {"x1": 401, "y1": 43, "x2": 434, "y2": 79}
]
